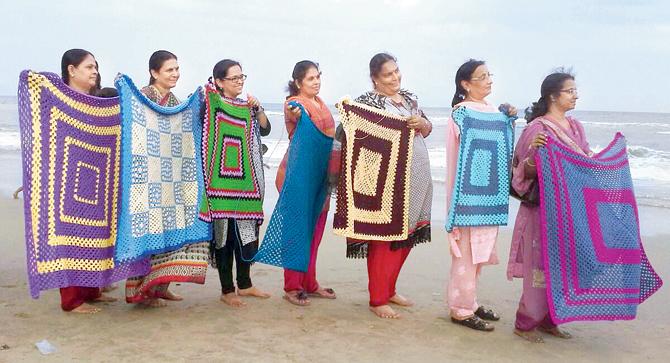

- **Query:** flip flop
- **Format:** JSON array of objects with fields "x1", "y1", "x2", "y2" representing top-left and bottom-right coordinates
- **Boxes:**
[
  {"x1": 308, "y1": 288, "x2": 336, "y2": 299},
  {"x1": 283, "y1": 291, "x2": 310, "y2": 306}
]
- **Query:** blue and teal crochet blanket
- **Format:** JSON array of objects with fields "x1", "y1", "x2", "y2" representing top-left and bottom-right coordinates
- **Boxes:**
[
  {"x1": 445, "y1": 106, "x2": 514, "y2": 231},
  {"x1": 114, "y1": 74, "x2": 211, "y2": 264},
  {"x1": 254, "y1": 102, "x2": 333, "y2": 272}
]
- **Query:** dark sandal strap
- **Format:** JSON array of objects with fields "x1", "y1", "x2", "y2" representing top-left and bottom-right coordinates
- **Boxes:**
[
  {"x1": 296, "y1": 291, "x2": 309, "y2": 301},
  {"x1": 475, "y1": 306, "x2": 500, "y2": 321},
  {"x1": 451, "y1": 316, "x2": 494, "y2": 331}
]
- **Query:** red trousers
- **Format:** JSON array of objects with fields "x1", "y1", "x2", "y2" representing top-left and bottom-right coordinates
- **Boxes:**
[
  {"x1": 284, "y1": 211, "x2": 327, "y2": 293},
  {"x1": 367, "y1": 242, "x2": 411, "y2": 307},
  {"x1": 60, "y1": 286, "x2": 101, "y2": 311}
]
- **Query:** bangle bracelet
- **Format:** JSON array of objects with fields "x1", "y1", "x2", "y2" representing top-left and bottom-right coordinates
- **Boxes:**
[{"x1": 526, "y1": 158, "x2": 536, "y2": 167}]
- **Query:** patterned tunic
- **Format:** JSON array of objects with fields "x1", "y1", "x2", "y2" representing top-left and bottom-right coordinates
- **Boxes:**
[
  {"x1": 346, "y1": 90, "x2": 433, "y2": 258},
  {"x1": 125, "y1": 86, "x2": 209, "y2": 303}
]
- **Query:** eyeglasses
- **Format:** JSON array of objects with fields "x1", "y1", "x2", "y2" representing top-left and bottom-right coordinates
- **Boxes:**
[
  {"x1": 560, "y1": 88, "x2": 578, "y2": 95},
  {"x1": 223, "y1": 74, "x2": 247, "y2": 82},
  {"x1": 470, "y1": 73, "x2": 493, "y2": 82}
]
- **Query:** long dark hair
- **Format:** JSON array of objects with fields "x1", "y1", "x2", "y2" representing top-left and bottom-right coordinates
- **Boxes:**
[
  {"x1": 286, "y1": 60, "x2": 319, "y2": 97},
  {"x1": 451, "y1": 59, "x2": 485, "y2": 107},
  {"x1": 368, "y1": 52, "x2": 397, "y2": 85},
  {"x1": 61, "y1": 48, "x2": 94, "y2": 87},
  {"x1": 148, "y1": 50, "x2": 177, "y2": 85},
  {"x1": 524, "y1": 70, "x2": 575, "y2": 123}
]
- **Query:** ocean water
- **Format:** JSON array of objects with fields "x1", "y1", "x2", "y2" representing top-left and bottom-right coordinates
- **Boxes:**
[{"x1": 1, "y1": 97, "x2": 669, "y2": 212}]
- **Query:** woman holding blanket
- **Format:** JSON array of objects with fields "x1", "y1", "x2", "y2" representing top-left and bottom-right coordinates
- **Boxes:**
[
  {"x1": 508, "y1": 70, "x2": 587, "y2": 343},
  {"x1": 58, "y1": 48, "x2": 118, "y2": 313},
  {"x1": 445, "y1": 59, "x2": 517, "y2": 331},
  {"x1": 125, "y1": 50, "x2": 210, "y2": 307},
  {"x1": 348, "y1": 53, "x2": 433, "y2": 319},
  {"x1": 208, "y1": 59, "x2": 272, "y2": 307},
  {"x1": 280, "y1": 60, "x2": 338, "y2": 306}
]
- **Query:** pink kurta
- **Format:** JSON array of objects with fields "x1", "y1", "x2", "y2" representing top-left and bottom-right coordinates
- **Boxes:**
[
  {"x1": 446, "y1": 101, "x2": 501, "y2": 318},
  {"x1": 508, "y1": 115, "x2": 591, "y2": 330}
]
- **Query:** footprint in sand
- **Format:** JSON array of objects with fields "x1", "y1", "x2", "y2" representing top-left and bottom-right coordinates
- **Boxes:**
[{"x1": 14, "y1": 312, "x2": 31, "y2": 319}]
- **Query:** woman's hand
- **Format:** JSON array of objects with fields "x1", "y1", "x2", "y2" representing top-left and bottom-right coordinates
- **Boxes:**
[
  {"x1": 407, "y1": 115, "x2": 428, "y2": 130},
  {"x1": 247, "y1": 93, "x2": 261, "y2": 109},
  {"x1": 499, "y1": 103, "x2": 518, "y2": 118},
  {"x1": 287, "y1": 103, "x2": 302, "y2": 119},
  {"x1": 531, "y1": 133, "x2": 548, "y2": 148}
]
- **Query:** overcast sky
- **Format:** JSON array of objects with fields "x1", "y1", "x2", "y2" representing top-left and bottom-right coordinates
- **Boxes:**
[{"x1": 1, "y1": 0, "x2": 669, "y2": 112}]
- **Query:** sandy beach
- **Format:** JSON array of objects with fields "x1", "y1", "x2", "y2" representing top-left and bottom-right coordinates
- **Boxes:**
[{"x1": 0, "y1": 182, "x2": 668, "y2": 363}]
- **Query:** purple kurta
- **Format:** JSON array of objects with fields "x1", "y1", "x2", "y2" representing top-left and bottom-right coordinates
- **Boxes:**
[{"x1": 507, "y1": 115, "x2": 591, "y2": 330}]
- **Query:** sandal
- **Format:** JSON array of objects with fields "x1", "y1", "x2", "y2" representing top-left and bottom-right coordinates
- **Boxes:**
[
  {"x1": 475, "y1": 306, "x2": 500, "y2": 321},
  {"x1": 451, "y1": 316, "x2": 494, "y2": 331},
  {"x1": 308, "y1": 288, "x2": 336, "y2": 299},
  {"x1": 283, "y1": 290, "x2": 310, "y2": 306},
  {"x1": 538, "y1": 326, "x2": 572, "y2": 339}
]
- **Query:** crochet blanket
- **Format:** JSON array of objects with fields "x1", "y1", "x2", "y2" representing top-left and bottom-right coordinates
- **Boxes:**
[
  {"x1": 114, "y1": 74, "x2": 212, "y2": 263},
  {"x1": 537, "y1": 133, "x2": 662, "y2": 323},
  {"x1": 255, "y1": 102, "x2": 332, "y2": 271},
  {"x1": 333, "y1": 98, "x2": 414, "y2": 241},
  {"x1": 199, "y1": 84, "x2": 263, "y2": 221},
  {"x1": 445, "y1": 106, "x2": 514, "y2": 231},
  {"x1": 17, "y1": 71, "x2": 148, "y2": 298}
]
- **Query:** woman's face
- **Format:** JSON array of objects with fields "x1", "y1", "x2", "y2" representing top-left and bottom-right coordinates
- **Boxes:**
[
  {"x1": 215, "y1": 65, "x2": 245, "y2": 98},
  {"x1": 373, "y1": 60, "x2": 401, "y2": 96},
  {"x1": 151, "y1": 58, "x2": 180, "y2": 90},
  {"x1": 68, "y1": 54, "x2": 98, "y2": 92},
  {"x1": 298, "y1": 66, "x2": 321, "y2": 98},
  {"x1": 552, "y1": 79, "x2": 579, "y2": 112},
  {"x1": 462, "y1": 64, "x2": 492, "y2": 100}
]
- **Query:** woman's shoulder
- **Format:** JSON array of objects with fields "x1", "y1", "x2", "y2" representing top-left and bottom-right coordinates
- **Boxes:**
[
  {"x1": 140, "y1": 85, "x2": 159, "y2": 101},
  {"x1": 355, "y1": 91, "x2": 385, "y2": 109}
]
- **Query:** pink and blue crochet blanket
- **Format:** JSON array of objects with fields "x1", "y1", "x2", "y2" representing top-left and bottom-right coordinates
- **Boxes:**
[
  {"x1": 114, "y1": 74, "x2": 212, "y2": 264},
  {"x1": 17, "y1": 71, "x2": 149, "y2": 298},
  {"x1": 537, "y1": 133, "x2": 662, "y2": 323}
]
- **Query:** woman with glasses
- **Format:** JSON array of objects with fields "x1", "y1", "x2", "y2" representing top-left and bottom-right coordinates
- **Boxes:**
[
  {"x1": 279, "y1": 60, "x2": 338, "y2": 306},
  {"x1": 125, "y1": 50, "x2": 211, "y2": 307},
  {"x1": 508, "y1": 71, "x2": 585, "y2": 343},
  {"x1": 445, "y1": 59, "x2": 517, "y2": 331},
  {"x1": 208, "y1": 59, "x2": 272, "y2": 307}
]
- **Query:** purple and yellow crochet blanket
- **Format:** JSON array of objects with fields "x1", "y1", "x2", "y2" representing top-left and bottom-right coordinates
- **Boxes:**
[
  {"x1": 537, "y1": 133, "x2": 662, "y2": 323},
  {"x1": 17, "y1": 71, "x2": 148, "y2": 298}
]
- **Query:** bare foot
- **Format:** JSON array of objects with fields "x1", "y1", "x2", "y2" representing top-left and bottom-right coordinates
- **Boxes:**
[
  {"x1": 101, "y1": 284, "x2": 118, "y2": 292},
  {"x1": 389, "y1": 294, "x2": 414, "y2": 307},
  {"x1": 308, "y1": 287, "x2": 336, "y2": 299},
  {"x1": 221, "y1": 292, "x2": 246, "y2": 307},
  {"x1": 160, "y1": 289, "x2": 183, "y2": 301},
  {"x1": 69, "y1": 303, "x2": 100, "y2": 314},
  {"x1": 283, "y1": 290, "x2": 310, "y2": 306},
  {"x1": 141, "y1": 298, "x2": 167, "y2": 308},
  {"x1": 514, "y1": 328, "x2": 545, "y2": 343},
  {"x1": 93, "y1": 293, "x2": 117, "y2": 303},
  {"x1": 238, "y1": 286, "x2": 271, "y2": 299},
  {"x1": 370, "y1": 305, "x2": 400, "y2": 319},
  {"x1": 538, "y1": 326, "x2": 573, "y2": 339}
]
